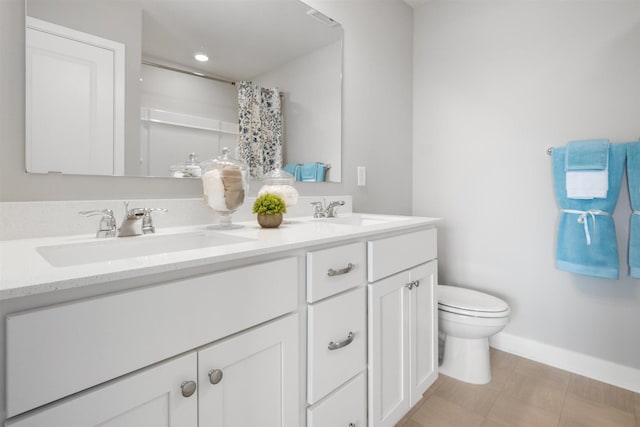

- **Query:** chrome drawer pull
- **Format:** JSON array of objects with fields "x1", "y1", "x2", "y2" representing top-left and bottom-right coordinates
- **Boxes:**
[
  {"x1": 327, "y1": 262, "x2": 354, "y2": 277},
  {"x1": 328, "y1": 331, "x2": 355, "y2": 351}
]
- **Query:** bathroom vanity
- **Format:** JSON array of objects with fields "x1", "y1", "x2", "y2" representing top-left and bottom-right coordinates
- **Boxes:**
[{"x1": 0, "y1": 211, "x2": 439, "y2": 426}]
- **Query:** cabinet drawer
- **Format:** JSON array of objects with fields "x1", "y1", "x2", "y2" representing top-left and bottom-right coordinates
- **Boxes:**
[
  {"x1": 307, "y1": 242, "x2": 365, "y2": 302},
  {"x1": 6, "y1": 257, "x2": 298, "y2": 417},
  {"x1": 368, "y1": 228, "x2": 437, "y2": 282},
  {"x1": 307, "y1": 372, "x2": 366, "y2": 427},
  {"x1": 307, "y1": 286, "x2": 366, "y2": 404}
]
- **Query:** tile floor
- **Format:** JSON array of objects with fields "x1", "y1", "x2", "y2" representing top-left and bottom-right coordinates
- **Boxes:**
[{"x1": 397, "y1": 348, "x2": 640, "y2": 427}]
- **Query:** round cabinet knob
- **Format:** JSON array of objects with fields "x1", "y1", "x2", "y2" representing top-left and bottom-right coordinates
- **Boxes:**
[
  {"x1": 349, "y1": 423, "x2": 356, "y2": 427},
  {"x1": 181, "y1": 380, "x2": 197, "y2": 398},
  {"x1": 208, "y1": 369, "x2": 224, "y2": 385}
]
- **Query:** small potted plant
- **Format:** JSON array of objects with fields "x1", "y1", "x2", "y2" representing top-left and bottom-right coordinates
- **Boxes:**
[{"x1": 252, "y1": 193, "x2": 287, "y2": 228}]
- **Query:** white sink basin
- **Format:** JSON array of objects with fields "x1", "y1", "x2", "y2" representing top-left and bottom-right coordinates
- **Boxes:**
[
  {"x1": 316, "y1": 214, "x2": 409, "y2": 227},
  {"x1": 37, "y1": 231, "x2": 253, "y2": 267}
]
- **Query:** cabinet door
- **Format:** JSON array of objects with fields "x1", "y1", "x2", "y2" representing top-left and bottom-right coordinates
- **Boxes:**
[
  {"x1": 409, "y1": 260, "x2": 438, "y2": 407},
  {"x1": 6, "y1": 353, "x2": 197, "y2": 427},
  {"x1": 368, "y1": 261, "x2": 438, "y2": 427},
  {"x1": 368, "y1": 271, "x2": 411, "y2": 427},
  {"x1": 198, "y1": 314, "x2": 299, "y2": 427}
]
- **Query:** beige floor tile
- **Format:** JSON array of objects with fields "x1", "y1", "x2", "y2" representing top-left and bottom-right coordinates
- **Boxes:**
[
  {"x1": 402, "y1": 420, "x2": 424, "y2": 427},
  {"x1": 396, "y1": 376, "x2": 452, "y2": 426},
  {"x1": 490, "y1": 348, "x2": 521, "y2": 370},
  {"x1": 398, "y1": 398, "x2": 428, "y2": 426},
  {"x1": 501, "y1": 370, "x2": 568, "y2": 416},
  {"x1": 424, "y1": 374, "x2": 452, "y2": 399},
  {"x1": 486, "y1": 394, "x2": 561, "y2": 427},
  {"x1": 489, "y1": 348, "x2": 519, "y2": 389},
  {"x1": 434, "y1": 375, "x2": 501, "y2": 417},
  {"x1": 480, "y1": 419, "x2": 509, "y2": 427},
  {"x1": 410, "y1": 395, "x2": 484, "y2": 427},
  {"x1": 567, "y1": 374, "x2": 635, "y2": 414},
  {"x1": 513, "y1": 358, "x2": 571, "y2": 389},
  {"x1": 635, "y1": 392, "x2": 640, "y2": 415},
  {"x1": 559, "y1": 395, "x2": 635, "y2": 427}
]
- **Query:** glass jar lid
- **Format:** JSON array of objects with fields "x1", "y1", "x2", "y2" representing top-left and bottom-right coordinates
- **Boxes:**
[
  {"x1": 202, "y1": 147, "x2": 247, "y2": 172},
  {"x1": 170, "y1": 153, "x2": 202, "y2": 178},
  {"x1": 261, "y1": 168, "x2": 295, "y2": 185}
]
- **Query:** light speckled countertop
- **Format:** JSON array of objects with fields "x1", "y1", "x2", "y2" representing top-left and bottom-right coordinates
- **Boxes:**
[{"x1": 0, "y1": 214, "x2": 439, "y2": 300}]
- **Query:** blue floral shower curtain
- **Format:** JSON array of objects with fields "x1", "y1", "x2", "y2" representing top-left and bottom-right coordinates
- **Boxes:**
[{"x1": 237, "y1": 81, "x2": 282, "y2": 179}]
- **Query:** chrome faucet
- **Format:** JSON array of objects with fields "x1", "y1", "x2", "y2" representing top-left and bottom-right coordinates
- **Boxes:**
[
  {"x1": 310, "y1": 199, "x2": 345, "y2": 218},
  {"x1": 118, "y1": 202, "x2": 167, "y2": 237},
  {"x1": 79, "y1": 209, "x2": 117, "y2": 238}
]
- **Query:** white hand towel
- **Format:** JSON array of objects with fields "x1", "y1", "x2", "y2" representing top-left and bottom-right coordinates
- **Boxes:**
[{"x1": 566, "y1": 164, "x2": 608, "y2": 199}]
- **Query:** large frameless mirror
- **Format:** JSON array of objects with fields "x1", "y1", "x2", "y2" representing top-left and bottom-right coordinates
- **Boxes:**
[{"x1": 25, "y1": 0, "x2": 343, "y2": 182}]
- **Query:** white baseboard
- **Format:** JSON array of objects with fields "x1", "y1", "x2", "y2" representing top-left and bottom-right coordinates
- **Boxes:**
[{"x1": 490, "y1": 332, "x2": 640, "y2": 393}]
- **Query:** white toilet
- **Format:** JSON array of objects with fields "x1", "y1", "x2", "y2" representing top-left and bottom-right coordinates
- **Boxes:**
[{"x1": 438, "y1": 285, "x2": 510, "y2": 384}]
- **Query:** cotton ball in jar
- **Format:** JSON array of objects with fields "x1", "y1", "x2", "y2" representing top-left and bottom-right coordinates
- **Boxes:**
[{"x1": 258, "y1": 168, "x2": 299, "y2": 207}]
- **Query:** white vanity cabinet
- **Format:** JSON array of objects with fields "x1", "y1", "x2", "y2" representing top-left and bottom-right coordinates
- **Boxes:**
[
  {"x1": 8, "y1": 314, "x2": 299, "y2": 427},
  {"x1": 306, "y1": 242, "x2": 368, "y2": 426},
  {"x1": 5, "y1": 257, "x2": 299, "y2": 426},
  {"x1": 1, "y1": 212, "x2": 440, "y2": 427},
  {"x1": 367, "y1": 229, "x2": 439, "y2": 427}
]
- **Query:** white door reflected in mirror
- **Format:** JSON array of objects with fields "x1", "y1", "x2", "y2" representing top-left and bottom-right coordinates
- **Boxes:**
[{"x1": 25, "y1": 17, "x2": 124, "y2": 176}]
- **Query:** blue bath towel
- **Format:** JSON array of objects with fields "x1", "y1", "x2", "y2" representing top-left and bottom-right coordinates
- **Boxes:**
[
  {"x1": 552, "y1": 143, "x2": 626, "y2": 279},
  {"x1": 626, "y1": 142, "x2": 640, "y2": 278},
  {"x1": 565, "y1": 139, "x2": 609, "y2": 170}
]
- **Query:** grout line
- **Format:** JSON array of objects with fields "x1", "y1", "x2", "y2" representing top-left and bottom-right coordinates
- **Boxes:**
[{"x1": 556, "y1": 373, "x2": 573, "y2": 427}]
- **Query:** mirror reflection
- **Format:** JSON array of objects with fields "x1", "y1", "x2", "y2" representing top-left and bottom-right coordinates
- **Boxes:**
[{"x1": 25, "y1": 0, "x2": 342, "y2": 182}]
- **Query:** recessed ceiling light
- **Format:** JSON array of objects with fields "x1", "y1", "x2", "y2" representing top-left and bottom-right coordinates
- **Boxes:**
[{"x1": 194, "y1": 53, "x2": 209, "y2": 62}]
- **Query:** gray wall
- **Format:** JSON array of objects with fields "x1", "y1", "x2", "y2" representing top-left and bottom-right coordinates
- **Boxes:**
[
  {"x1": 412, "y1": 0, "x2": 640, "y2": 373},
  {"x1": 0, "y1": 0, "x2": 414, "y2": 216}
]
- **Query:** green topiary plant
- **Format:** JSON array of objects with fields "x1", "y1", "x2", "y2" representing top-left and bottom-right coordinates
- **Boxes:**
[{"x1": 252, "y1": 193, "x2": 287, "y2": 215}]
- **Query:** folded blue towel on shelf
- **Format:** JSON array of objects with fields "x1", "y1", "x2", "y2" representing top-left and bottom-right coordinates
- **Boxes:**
[
  {"x1": 565, "y1": 139, "x2": 609, "y2": 171},
  {"x1": 283, "y1": 163, "x2": 301, "y2": 181},
  {"x1": 300, "y1": 162, "x2": 327, "y2": 182},
  {"x1": 626, "y1": 142, "x2": 640, "y2": 278},
  {"x1": 552, "y1": 143, "x2": 625, "y2": 279}
]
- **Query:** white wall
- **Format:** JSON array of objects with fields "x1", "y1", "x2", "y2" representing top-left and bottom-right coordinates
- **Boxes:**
[
  {"x1": 0, "y1": 0, "x2": 414, "y2": 216},
  {"x1": 412, "y1": 0, "x2": 640, "y2": 378}
]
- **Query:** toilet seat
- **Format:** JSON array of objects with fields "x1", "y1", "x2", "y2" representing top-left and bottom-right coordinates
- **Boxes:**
[{"x1": 438, "y1": 285, "x2": 510, "y2": 318}]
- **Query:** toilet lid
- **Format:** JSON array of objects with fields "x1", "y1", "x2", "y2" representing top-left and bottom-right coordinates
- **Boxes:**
[{"x1": 438, "y1": 285, "x2": 509, "y2": 317}]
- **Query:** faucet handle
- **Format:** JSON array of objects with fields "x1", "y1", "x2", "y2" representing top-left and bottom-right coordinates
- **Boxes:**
[
  {"x1": 310, "y1": 201, "x2": 325, "y2": 218},
  {"x1": 79, "y1": 209, "x2": 117, "y2": 238},
  {"x1": 141, "y1": 208, "x2": 168, "y2": 234},
  {"x1": 325, "y1": 200, "x2": 345, "y2": 218}
]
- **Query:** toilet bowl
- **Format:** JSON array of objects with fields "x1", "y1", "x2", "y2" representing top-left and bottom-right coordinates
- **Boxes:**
[{"x1": 438, "y1": 285, "x2": 510, "y2": 384}]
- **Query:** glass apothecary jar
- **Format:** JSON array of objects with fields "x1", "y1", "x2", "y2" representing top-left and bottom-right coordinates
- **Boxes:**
[
  {"x1": 170, "y1": 153, "x2": 202, "y2": 178},
  {"x1": 258, "y1": 168, "x2": 299, "y2": 207},
  {"x1": 201, "y1": 148, "x2": 248, "y2": 228}
]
